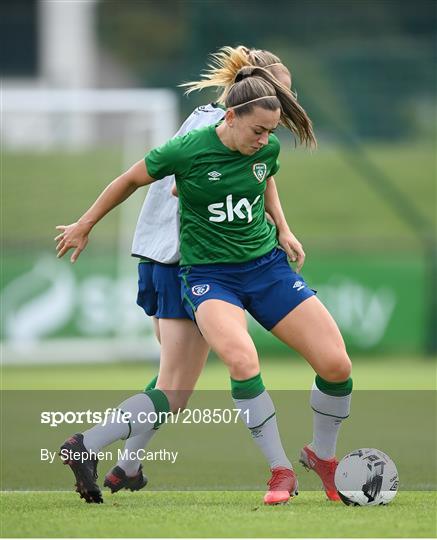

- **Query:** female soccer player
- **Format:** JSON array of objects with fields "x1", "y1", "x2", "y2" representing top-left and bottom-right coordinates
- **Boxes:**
[
  {"x1": 58, "y1": 62, "x2": 352, "y2": 506},
  {"x1": 57, "y1": 47, "x2": 301, "y2": 502},
  {"x1": 105, "y1": 47, "x2": 298, "y2": 495}
]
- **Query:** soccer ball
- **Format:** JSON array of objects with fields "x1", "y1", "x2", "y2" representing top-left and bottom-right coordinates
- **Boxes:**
[{"x1": 334, "y1": 448, "x2": 399, "y2": 506}]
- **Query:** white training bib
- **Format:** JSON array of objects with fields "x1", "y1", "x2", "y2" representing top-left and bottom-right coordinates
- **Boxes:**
[{"x1": 131, "y1": 104, "x2": 225, "y2": 263}]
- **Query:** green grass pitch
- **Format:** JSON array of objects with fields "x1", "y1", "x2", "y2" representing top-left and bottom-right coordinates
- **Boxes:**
[
  {"x1": 1, "y1": 491, "x2": 435, "y2": 538},
  {"x1": 3, "y1": 355, "x2": 436, "y2": 391},
  {"x1": 1, "y1": 357, "x2": 436, "y2": 537}
]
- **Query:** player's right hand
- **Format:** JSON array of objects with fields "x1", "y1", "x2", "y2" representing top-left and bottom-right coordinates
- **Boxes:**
[
  {"x1": 54, "y1": 222, "x2": 90, "y2": 263},
  {"x1": 277, "y1": 229, "x2": 306, "y2": 273}
]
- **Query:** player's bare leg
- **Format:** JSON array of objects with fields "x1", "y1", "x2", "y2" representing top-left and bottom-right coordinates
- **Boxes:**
[
  {"x1": 105, "y1": 318, "x2": 209, "y2": 492},
  {"x1": 196, "y1": 300, "x2": 298, "y2": 504},
  {"x1": 156, "y1": 318, "x2": 210, "y2": 410},
  {"x1": 152, "y1": 316, "x2": 161, "y2": 344},
  {"x1": 271, "y1": 296, "x2": 351, "y2": 382},
  {"x1": 196, "y1": 300, "x2": 259, "y2": 380},
  {"x1": 271, "y1": 295, "x2": 353, "y2": 501}
]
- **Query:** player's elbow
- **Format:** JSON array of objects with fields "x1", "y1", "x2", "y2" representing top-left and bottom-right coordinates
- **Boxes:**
[{"x1": 126, "y1": 159, "x2": 154, "y2": 188}]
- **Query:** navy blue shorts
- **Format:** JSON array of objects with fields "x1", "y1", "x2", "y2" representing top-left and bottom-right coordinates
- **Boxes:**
[
  {"x1": 136, "y1": 262, "x2": 189, "y2": 319},
  {"x1": 179, "y1": 248, "x2": 316, "y2": 331}
]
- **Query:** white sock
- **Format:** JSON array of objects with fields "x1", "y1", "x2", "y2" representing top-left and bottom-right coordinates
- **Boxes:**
[
  {"x1": 83, "y1": 393, "x2": 157, "y2": 452},
  {"x1": 310, "y1": 382, "x2": 351, "y2": 459},
  {"x1": 234, "y1": 390, "x2": 292, "y2": 470},
  {"x1": 116, "y1": 431, "x2": 156, "y2": 477}
]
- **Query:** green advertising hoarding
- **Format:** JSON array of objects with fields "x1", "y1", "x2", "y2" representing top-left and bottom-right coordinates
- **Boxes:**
[{"x1": 1, "y1": 251, "x2": 427, "y2": 360}]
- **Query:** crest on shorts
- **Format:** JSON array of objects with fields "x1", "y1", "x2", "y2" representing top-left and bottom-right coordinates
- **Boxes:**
[
  {"x1": 192, "y1": 284, "x2": 210, "y2": 296},
  {"x1": 252, "y1": 163, "x2": 267, "y2": 183}
]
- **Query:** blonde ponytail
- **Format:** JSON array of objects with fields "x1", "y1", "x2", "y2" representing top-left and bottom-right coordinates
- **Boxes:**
[{"x1": 180, "y1": 46, "x2": 252, "y2": 102}]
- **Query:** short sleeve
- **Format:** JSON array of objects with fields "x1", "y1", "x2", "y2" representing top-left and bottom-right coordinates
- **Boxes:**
[
  {"x1": 269, "y1": 134, "x2": 281, "y2": 176},
  {"x1": 270, "y1": 158, "x2": 280, "y2": 176},
  {"x1": 145, "y1": 136, "x2": 189, "y2": 180}
]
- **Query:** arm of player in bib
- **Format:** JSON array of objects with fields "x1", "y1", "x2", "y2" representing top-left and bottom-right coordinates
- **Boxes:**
[
  {"x1": 264, "y1": 176, "x2": 306, "y2": 273},
  {"x1": 55, "y1": 160, "x2": 156, "y2": 263}
]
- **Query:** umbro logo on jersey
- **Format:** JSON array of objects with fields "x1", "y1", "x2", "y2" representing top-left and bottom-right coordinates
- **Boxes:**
[
  {"x1": 208, "y1": 171, "x2": 222, "y2": 182},
  {"x1": 252, "y1": 163, "x2": 267, "y2": 183},
  {"x1": 293, "y1": 280, "x2": 305, "y2": 291},
  {"x1": 192, "y1": 284, "x2": 210, "y2": 296}
]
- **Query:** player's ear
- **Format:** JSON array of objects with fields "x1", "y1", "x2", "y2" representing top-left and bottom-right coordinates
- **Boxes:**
[{"x1": 225, "y1": 108, "x2": 236, "y2": 127}]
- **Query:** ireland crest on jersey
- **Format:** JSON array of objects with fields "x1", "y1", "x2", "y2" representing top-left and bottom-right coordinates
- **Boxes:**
[{"x1": 252, "y1": 163, "x2": 267, "y2": 183}]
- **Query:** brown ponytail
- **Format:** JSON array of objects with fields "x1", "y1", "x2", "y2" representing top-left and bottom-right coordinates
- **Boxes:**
[{"x1": 226, "y1": 66, "x2": 317, "y2": 148}]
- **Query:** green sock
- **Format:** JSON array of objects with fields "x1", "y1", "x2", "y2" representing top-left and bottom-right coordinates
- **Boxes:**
[
  {"x1": 144, "y1": 388, "x2": 170, "y2": 429},
  {"x1": 144, "y1": 375, "x2": 158, "y2": 391}
]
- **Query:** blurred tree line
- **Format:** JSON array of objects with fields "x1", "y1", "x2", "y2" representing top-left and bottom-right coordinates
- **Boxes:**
[{"x1": 98, "y1": 0, "x2": 436, "y2": 140}]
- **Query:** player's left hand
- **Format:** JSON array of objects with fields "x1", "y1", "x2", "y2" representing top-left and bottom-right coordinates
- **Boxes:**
[{"x1": 278, "y1": 229, "x2": 305, "y2": 273}]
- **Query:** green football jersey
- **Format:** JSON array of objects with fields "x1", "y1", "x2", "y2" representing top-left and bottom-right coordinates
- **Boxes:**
[{"x1": 145, "y1": 124, "x2": 280, "y2": 265}]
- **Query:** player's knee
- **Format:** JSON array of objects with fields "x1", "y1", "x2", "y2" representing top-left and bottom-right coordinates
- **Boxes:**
[
  {"x1": 220, "y1": 343, "x2": 258, "y2": 380},
  {"x1": 228, "y1": 356, "x2": 259, "y2": 380},
  {"x1": 218, "y1": 341, "x2": 247, "y2": 364},
  {"x1": 319, "y1": 352, "x2": 352, "y2": 382}
]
